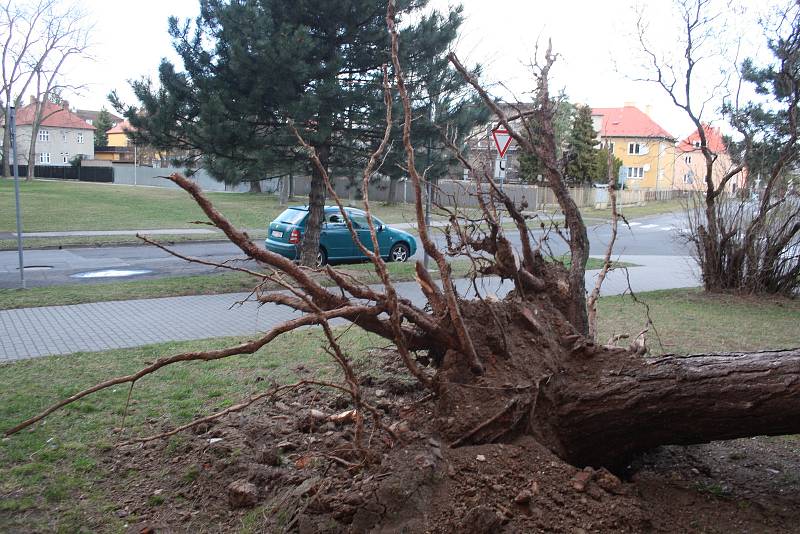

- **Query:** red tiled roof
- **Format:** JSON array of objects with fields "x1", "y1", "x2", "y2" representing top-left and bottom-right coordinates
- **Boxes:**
[
  {"x1": 107, "y1": 120, "x2": 135, "y2": 134},
  {"x1": 678, "y1": 124, "x2": 727, "y2": 153},
  {"x1": 15, "y1": 101, "x2": 95, "y2": 130},
  {"x1": 591, "y1": 105, "x2": 673, "y2": 140}
]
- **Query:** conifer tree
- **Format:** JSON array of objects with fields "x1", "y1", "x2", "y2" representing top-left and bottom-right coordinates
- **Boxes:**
[{"x1": 564, "y1": 104, "x2": 600, "y2": 184}]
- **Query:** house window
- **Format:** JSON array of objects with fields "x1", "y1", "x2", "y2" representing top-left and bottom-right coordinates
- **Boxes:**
[
  {"x1": 608, "y1": 141, "x2": 615, "y2": 153},
  {"x1": 86, "y1": 119, "x2": 93, "y2": 125},
  {"x1": 628, "y1": 142, "x2": 641, "y2": 155},
  {"x1": 39, "y1": 152, "x2": 51, "y2": 164},
  {"x1": 38, "y1": 129, "x2": 49, "y2": 142},
  {"x1": 693, "y1": 140, "x2": 701, "y2": 148},
  {"x1": 684, "y1": 173, "x2": 693, "y2": 184},
  {"x1": 61, "y1": 131, "x2": 67, "y2": 142},
  {"x1": 627, "y1": 167, "x2": 644, "y2": 179},
  {"x1": 61, "y1": 152, "x2": 69, "y2": 163},
  {"x1": 685, "y1": 155, "x2": 692, "y2": 164},
  {"x1": 77, "y1": 133, "x2": 84, "y2": 144}
]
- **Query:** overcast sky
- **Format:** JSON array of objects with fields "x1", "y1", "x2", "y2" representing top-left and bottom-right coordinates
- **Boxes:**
[{"x1": 65, "y1": 0, "x2": 778, "y2": 140}]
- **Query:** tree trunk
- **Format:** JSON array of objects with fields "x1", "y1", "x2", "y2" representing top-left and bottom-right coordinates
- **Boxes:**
[
  {"x1": 300, "y1": 143, "x2": 328, "y2": 266},
  {"x1": 386, "y1": 177, "x2": 398, "y2": 205},
  {"x1": 552, "y1": 348, "x2": 800, "y2": 468},
  {"x1": 2, "y1": 119, "x2": 10, "y2": 178},
  {"x1": 249, "y1": 180, "x2": 262, "y2": 193},
  {"x1": 433, "y1": 297, "x2": 800, "y2": 471},
  {"x1": 279, "y1": 175, "x2": 289, "y2": 206}
]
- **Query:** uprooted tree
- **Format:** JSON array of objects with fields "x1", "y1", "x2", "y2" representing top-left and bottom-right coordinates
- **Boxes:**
[{"x1": 5, "y1": 0, "x2": 800, "y2": 482}]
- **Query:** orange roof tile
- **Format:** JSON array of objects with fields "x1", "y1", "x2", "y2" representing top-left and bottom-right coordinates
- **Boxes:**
[
  {"x1": 678, "y1": 124, "x2": 727, "y2": 153},
  {"x1": 107, "y1": 120, "x2": 135, "y2": 134},
  {"x1": 591, "y1": 105, "x2": 673, "y2": 140},
  {"x1": 15, "y1": 101, "x2": 95, "y2": 130}
]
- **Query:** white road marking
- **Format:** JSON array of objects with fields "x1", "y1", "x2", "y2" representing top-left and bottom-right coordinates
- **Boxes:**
[
  {"x1": 640, "y1": 224, "x2": 658, "y2": 229},
  {"x1": 659, "y1": 226, "x2": 674, "y2": 231},
  {"x1": 628, "y1": 221, "x2": 642, "y2": 226}
]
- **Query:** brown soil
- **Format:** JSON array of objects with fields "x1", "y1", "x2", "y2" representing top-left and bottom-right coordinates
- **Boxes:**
[{"x1": 96, "y1": 349, "x2": 800, "y2": 534}]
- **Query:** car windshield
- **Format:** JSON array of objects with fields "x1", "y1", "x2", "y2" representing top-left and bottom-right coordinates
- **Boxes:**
[{"x1": 277, "y1": 209, "x2": 307, "y2": 225}]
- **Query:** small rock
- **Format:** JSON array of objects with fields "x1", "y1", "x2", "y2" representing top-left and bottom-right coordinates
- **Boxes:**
[
  {"x1": 460, "y1": 505, "x2": 503, "y2": 534},
  {"x1": 115, "y1": 508, "x2": 129, "y2": 518},
  {"x1": 571, "y1": 470, "x2": 593, "y2": 492},
  {"x1": 491, "y1": 484, "x2": 503, "y2": 492},
  {"x1": 276, "y1": 440, "x2": 296, "y2": 451},
  {"x1": 595, "y1": 468, "x2": 624, "y2": 494},
  {"x1": 514, "y1": 490, "x2": 532, "y2": 504},
  {"x1": 476, "y1": 454, "x2": 487, "y2": 462},
  {"x1": 375, "y1": 389, "x2": 386, "y2": 398},
  {"x1": 389, "y1": 421, "x2": 410, "y2": 434},
  {"x1": 208, "y1": 438, "x2": 223, "y2": 445},
  {"x1": 227, "y1": 479, "x2": 258, "y2": 509},
  {"x1": 309, "y1": 409, "x2": 327, "y2": 420}
]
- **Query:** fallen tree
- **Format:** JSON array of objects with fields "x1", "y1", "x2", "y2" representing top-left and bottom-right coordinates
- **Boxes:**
[{"x1": 5, "y1": 0, "x2": 799, "y2": 506}]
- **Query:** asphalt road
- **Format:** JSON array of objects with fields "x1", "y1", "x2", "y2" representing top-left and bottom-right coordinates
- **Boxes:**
[{"x1": 0, "y1": 212, "x2": 690, "y2": 289}]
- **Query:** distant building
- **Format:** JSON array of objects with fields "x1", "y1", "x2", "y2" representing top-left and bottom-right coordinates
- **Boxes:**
[
  {"x1": 74, "y1": 108, "x2": 123, "y2": 127},
  {"x1": 592, "y1": 104, "x2": 676, "y2": 190},
  {"x1": 95, "y1": 120, "x2": 163, "y2": 167},
  {"x1": 1, "y1": 97, "x2": 95, "y2": 165},
  {"x1": 674, "y1": 124, "x2": 745, "y2": 194}
]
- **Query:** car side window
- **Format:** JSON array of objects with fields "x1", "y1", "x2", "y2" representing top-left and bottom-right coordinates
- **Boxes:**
[
  {"x1": 326, "y1": 213, "x2": 345, "y2": 225},
  {"x1": 349, "y1": 213, "x2": 369, "y2": 229}
]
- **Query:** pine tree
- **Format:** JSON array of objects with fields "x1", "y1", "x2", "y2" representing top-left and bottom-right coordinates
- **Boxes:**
[
  {"x1": 93, "y1": 108, "x2": 113, "y2": 148},
  {"x1": 112, "y1": 0, "x2": 477, "y2": 264},
  {"x1": 564, "y1": 104, "x2": 600, "y2": 185}
]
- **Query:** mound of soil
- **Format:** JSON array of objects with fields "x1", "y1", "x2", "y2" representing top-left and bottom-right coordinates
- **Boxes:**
[{"x1": 103, "y1": 349, "x2": 800, "y2": 533}]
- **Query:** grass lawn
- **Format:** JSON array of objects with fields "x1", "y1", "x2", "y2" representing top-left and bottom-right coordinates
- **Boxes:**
[
  {"x1": 0, "y1": 257, "x2": 621, "y2": 311},
  {"x1": 0, "y1": 288, "x2": 798, "y2": 531},
  {"x1": 0, "y1": 178, "x2": 419, "y2": 232}
]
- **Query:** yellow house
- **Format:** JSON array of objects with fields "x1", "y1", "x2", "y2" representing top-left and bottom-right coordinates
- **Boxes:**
[
  {"x1": 592, "y1": 105, "x2": 676, "y2": 190},
  {"x1": 106, "y1": 120, "x2": 134, "y2": 148}
]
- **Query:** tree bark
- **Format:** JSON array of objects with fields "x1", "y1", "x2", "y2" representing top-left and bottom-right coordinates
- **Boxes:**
[
  {"x1": 386, "y1": 177, "x2": 398, "y2": 205},
  {"x1": 300, "y1": 142, "x2": 329, "y2": 266},
  {"x1": 248, "y1": 180, "x2": 262, "y2": 193},
  {"x1": 550, "y1": 348, "x2": 800, "y2": 468}
]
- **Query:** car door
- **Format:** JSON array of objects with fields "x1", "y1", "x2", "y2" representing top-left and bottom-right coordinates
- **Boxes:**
[
  {"x1": 351, "y1": 211, "x2": 387, "y2": 257},
  {"x1": 320, "y1": 211, "x2": 352, "y2": 259}
]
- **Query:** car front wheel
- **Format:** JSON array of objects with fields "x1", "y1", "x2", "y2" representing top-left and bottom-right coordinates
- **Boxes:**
[{"x1": 389, "y1": 242, "x2": 409, "y2": 262}]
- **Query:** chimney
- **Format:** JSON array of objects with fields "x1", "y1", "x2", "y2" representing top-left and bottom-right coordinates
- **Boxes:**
[
  {"x1": 30, "y1": 95, "x2": 36, "y2": 105},
  {"x1": 61, "y1": 99, "x2": 69, "y2": 110},
  {"x1": 645, "y1": 104, "x2": 653, "y2": 116}
]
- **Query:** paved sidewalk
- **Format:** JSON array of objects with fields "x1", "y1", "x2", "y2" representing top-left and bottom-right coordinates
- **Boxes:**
[{"x1": 0, "y1": 255, "x2": 699, "y2": 362}]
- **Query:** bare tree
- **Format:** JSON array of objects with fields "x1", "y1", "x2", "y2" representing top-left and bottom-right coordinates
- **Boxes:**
[
  {"x1": 637, "y1": 0, "x2": 800, "y2": 294},
  {"x1": 21, "y1": 1, "x2": 91, "y2": 180},
  {"x1": 4, "y1": 0, "x2": 800, "y2": 485},
  {"x1": 1, "y1": 0, "x2": 56, "y2": 176}
]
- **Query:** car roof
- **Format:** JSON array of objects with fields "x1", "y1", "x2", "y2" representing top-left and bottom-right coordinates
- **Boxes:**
[{"x1": 287, "y1": 206, "x2": 366, "y2": 215}]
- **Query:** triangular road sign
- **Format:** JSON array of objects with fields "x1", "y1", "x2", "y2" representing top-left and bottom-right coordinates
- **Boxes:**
[{"x1": 492, "y1": 127, "x2": 512, "y2": 158}]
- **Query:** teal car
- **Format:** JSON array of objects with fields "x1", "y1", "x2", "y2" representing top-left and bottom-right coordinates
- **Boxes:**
[{"x1": 265, "y1": 206, "x2": 417, "y2": 266}]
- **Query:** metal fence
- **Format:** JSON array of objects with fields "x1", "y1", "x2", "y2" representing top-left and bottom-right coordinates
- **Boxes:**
[
  {"x1": 9, "y1": 164, "x2": 113, "y2": 182},
  {"x1": 111, "y1": 165, "x2": 280, "y2": 193}
]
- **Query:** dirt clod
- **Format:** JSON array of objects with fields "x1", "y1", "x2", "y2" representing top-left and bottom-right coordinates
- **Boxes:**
[{"x1": 227, "y1": 479, "x2": 257, "y2": 509}]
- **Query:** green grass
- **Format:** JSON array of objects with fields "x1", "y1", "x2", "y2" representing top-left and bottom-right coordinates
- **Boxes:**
[
  {"x1": 596, "y1": 288, "x2": 800, "y2": 354},
  {"x1": 0, "y1": 257, "x2": 622, "y2": 311},
  {"x1": 0, "y1": 289, "x2": 798, "y2": 531},
  {"x1": 0, "y1": 178, "x2": 419, "y2": 232}
]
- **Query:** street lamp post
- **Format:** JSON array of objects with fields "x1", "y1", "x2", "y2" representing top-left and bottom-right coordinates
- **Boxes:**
[{"x1": 9, "y1": 105, "x2": 25, "y2": 289}]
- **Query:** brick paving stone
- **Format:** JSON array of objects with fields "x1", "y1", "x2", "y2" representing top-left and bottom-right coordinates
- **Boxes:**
[{"x1": 0, "y1": 256, "x2": 698, "y2": 361}]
